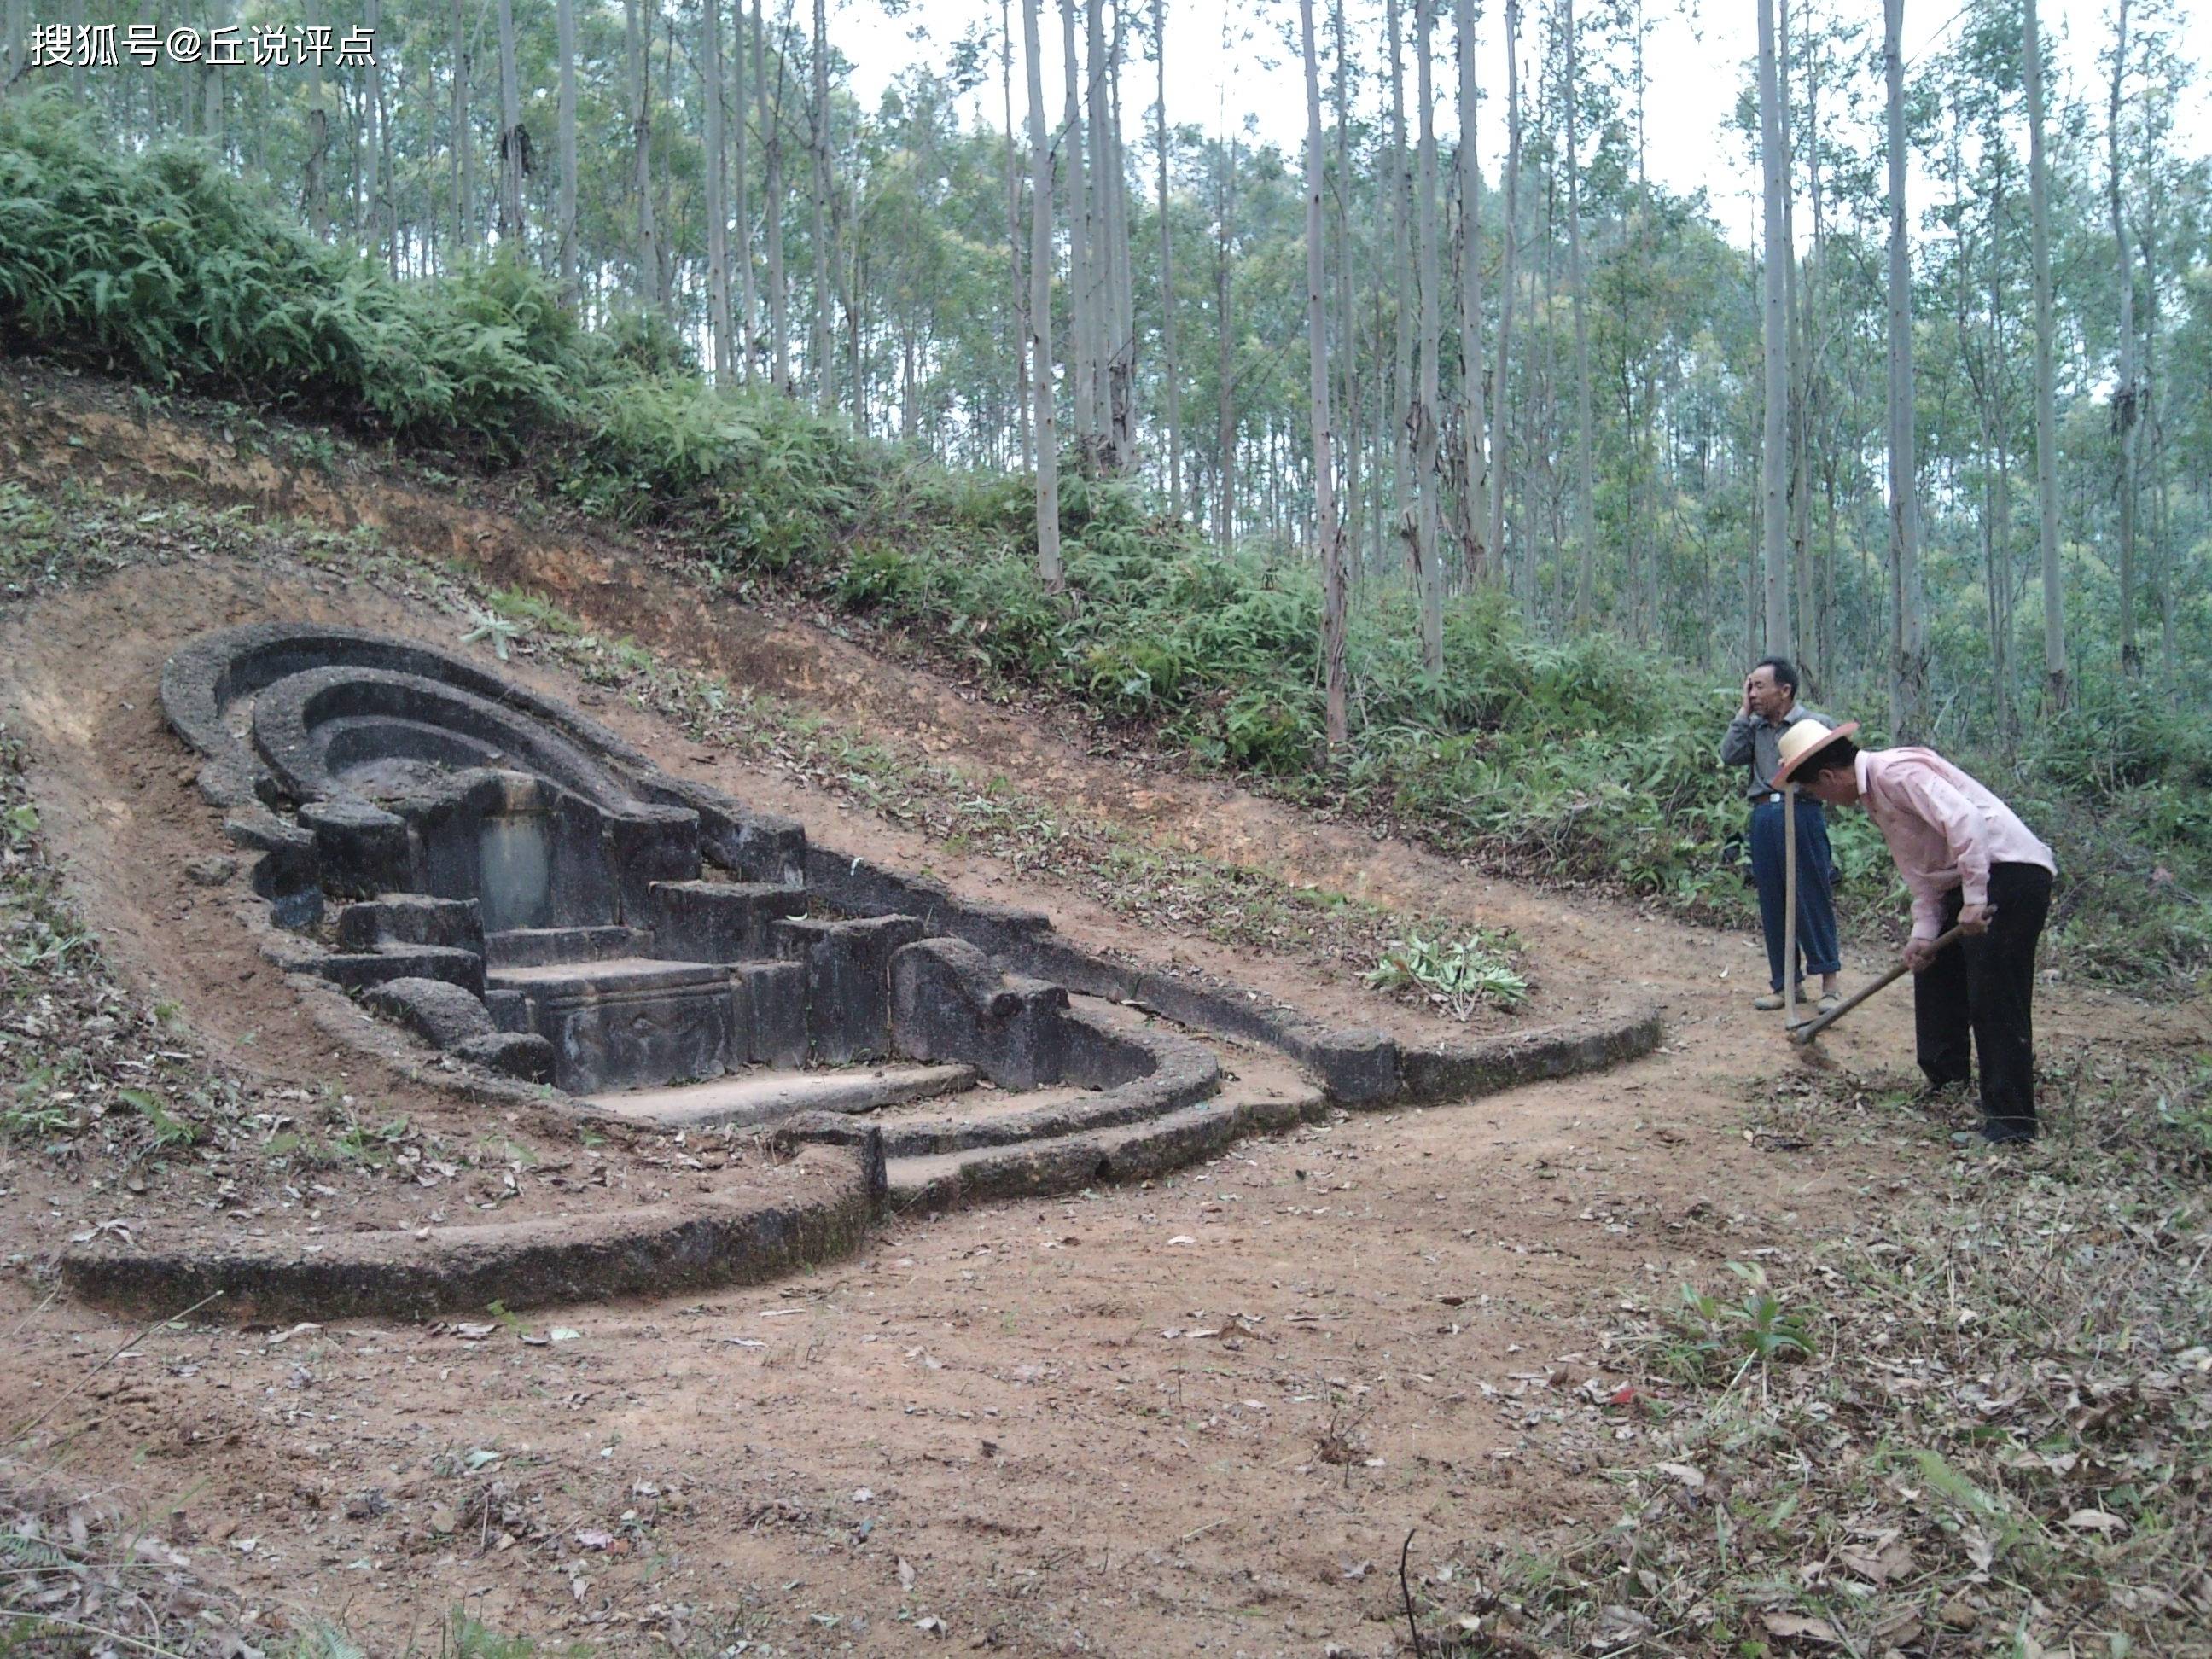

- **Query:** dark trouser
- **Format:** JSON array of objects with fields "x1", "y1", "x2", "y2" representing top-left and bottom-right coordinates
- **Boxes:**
[
  {"x1": 1749, "y1": 796, "x2": 1842, "y2": 992},
  {"x1": 1914, "y1": 862, "x2": 2053, "y2": 1138}
]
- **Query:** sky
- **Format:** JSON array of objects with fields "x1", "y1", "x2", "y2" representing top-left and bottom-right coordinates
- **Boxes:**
[{"x1": 828, "y1": 0, "x2": 2211, "y2": 246}]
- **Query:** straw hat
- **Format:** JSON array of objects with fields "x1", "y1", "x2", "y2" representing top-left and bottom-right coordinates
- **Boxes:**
[{"x1": 1773, "y1": 719, "x2": 1860, "y2": 787}]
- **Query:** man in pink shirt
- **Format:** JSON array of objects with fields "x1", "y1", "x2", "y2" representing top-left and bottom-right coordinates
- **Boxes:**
[{"x1": 1776, "y1": 722, "x2": 2058, "y2": 1144}]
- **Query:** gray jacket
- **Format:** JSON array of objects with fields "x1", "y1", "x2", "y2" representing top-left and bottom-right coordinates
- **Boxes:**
[{"x1": 1720, "y1": 703, "x2": 1835, "y2": 799}]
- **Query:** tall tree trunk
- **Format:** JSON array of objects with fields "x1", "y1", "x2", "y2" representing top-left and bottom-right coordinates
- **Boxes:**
[
  {"x1": 1800, "y1": 0, "x2": 1828, "y2": 681},
  {"x1": 761, "y1": 0, "x2": 789, "y2": 390},
  {"x1": 703, "y1": 0, "x2": 731, "y2": 379},
  {"x1": 1061, "y1": 0, "x2": 1096, "y2": 451},
  {"x1": 495, "y1": 0, "x2": 525, "y2": 253},
  {"x1": 1155, "y1": 0, "x2": 1179, "y2": 513},
  {"x1": 1332, "y1": 0, "x2": 1359, "y2": 576},
  {"x1": 1386, "y1": 0, "x2": 1413, "y2": 564},
  {"x1": 1088, "y1": 0, "x2": 1119, "y2": 463},
  {"x1": 809, "y1": 0, "x2": 833, "y2": 406},
  {"x1": 1216, "y1": 135, "x2": 1237, "y2": 547},
  {"x1": 1756, "y1": 0, "x2": 1790, "y2": 657},
  {"x1": 1985, "y1": 248, "x2": 2015, "y2": 745},
  {"x1": 1564, "y1": 0, "x2": 1595, "y2": 622},
  {"x1": 1883, "y1": 0, "x2": 1925, "y2": 737},
  {"x1": 1453, "y1": 0, "x2": 1487, "y2": 581},
  {"x1": 1413, "y1": 0, "x2": 1444, "y2": 672},
  {"x1": 364, "y1": 0, "x2": 385, "y2": 262},
  {"x1": 2107, "y1": 0, "x2": 2139, "y2": 676},
  {"x1": 201, "y1": 0, "x2": 228, "y2": 147},
  {"x1": 305, "y1": 0, "x2": 329, "y2": 237},
  {"x1": 2025, "y1": 0, "x2": 2066, "y2": 708},
  {"x1": 1493, "y1": 0, "x2": 1520, "y2": 605},
  {"x1": 556, "y1": 0, "x2": 579, "y2": 301},
  {"x1": 3, "y1": 0, "x2": 23, "y2": 101},
  {"x1": 1109, "y1": 10, "x2": 1138, "y2": 469},
  {"x1": 627, "y1": 0, "x2": 660, "y2": 307},
  {"x1": 1300, "y1": 0, "x2": 1348, "y2": 748},
  {"x1": 1782, "y1": 0, "x2": 1813, "y2": 672},
  {"x1": 1020, "y1": 0, "x2": 1063, "y2": 590},
  {"x1": 734, "y1": 0, "x2": 754, "y2": 376},
  {"x1": 1006, "y1": 0, "x2": 1030, "y2": 468},
  {"x1": 452, "y1": 0, "x2": 472, "y2": 258},
  {"x1": 842, "y1": 190, "x2": 862, "y2": 424},
  {"x1": 2142, "y1": 221, "x2": 2173, "y2": 682}
]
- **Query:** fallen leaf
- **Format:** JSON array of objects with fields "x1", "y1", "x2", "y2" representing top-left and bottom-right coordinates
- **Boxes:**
[
  {"x1": 1937, "y1": 1595, "x2": 1978, "y2": 1632},
  {"x1": 2064, "y1": 1508, "x2": 2128, "y2": 1534},
  {"x1": 1761, "y1": 1612, "x2": 1841, "y2": 1645},
  {"x1": 898, "y1": 1557, "x2": 916, "y2": 1590}
]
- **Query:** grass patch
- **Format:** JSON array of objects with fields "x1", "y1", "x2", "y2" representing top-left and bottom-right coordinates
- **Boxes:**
[{"x1": 1403, "y1": 1046, "x2": 2212, "y2": 1656}]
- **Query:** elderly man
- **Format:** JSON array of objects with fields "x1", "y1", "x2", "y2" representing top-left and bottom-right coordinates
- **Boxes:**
[
  {"x1": 1720, "y1": 657, "x2": 1842, "y2": 1012},
  {"x1": 1775, "y1": 722, "x2": 2058, "y2": 1145}
]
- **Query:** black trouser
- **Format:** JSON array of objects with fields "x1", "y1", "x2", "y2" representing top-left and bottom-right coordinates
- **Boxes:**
[{"x1": 1913, "y1": 862, "x2": 2053, "y2": 1136}]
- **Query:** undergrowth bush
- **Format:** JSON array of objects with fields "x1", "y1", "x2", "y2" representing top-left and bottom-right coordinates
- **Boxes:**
[{"x1": 2, "y1": 100, "x2": 2203, "y2": 982}]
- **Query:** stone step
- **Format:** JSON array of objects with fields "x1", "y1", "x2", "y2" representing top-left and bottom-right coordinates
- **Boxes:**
[
  {"x1": 486, "y1": 925, "x2": 650, "y2": 969},
  {"x1": 585, "y1": 1063, "x2": 980, "y2": 1131},
  {"x1": 886, "y1": 1060, "x2": 1323, "y2": 1211},
  {"x1": 649, "y1": 880, "x2": 808, "y2": 963},
  {"x1": 488, "y1": 956, "x2": 739, "y2": 1095}
]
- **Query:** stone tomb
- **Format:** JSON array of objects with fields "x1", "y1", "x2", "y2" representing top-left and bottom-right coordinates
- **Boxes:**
[{"x1": 160, "y1": 624, "x2": 1225, "y2": 1138}]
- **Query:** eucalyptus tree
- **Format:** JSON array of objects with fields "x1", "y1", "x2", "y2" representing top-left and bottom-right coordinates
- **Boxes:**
[
  {"x1": 732, "y1": 0, "x2": 753, "y2": 376},
  {"x1": 1155, "y1": 0, "x2": 1180, "y2": 511},
  {"x1": 1563, "y1": 0, "x2": 1595, "y2": 623},
  {"x1": 1020, "y1": 0, "x2": 1062, "y2": 591},
  {"x1": 557, "y1": 0, "x2": 579, "y2": 300},
  {"x1": 2106, "y1": 0, "x2": 2140, "y2": 675},
  {"x1": 1493, "y1": 0, "x2": 1521, "y2": 603},
  {"x1": 1756, "y1": 0, "x2": 1790, "y2": 656},
  {"x1": 2023, "y1": 0, "x2": 2067, "y2": 707},
  {"x1": 810, "y1": 0, "x2": 832, "y2": 405},
  {"x1": 625, "y1": 0, "x2": 658, "y2": 307},
  {"x1": 1884, "y1": 0, "x2": 1926, "y2": 737},
  {"x1": 494, "y1": 0, "x2": 524, "y2": 250},
  {"x1": 1385, "y1": 0, "x2": 1412, "y2": 554},
  {"x1": 306, "y1": 0, "x2": 329, "y2": 237},
  {"x1": 1413, "y1": 0, "x2": 1444, "y2": 672},
  {"x1": 1453, "y1": 0, "x2": 1487, "y2": 579},
  {"x1": 1299, "y1": 0, "x2": 1348, "y2": 745},
  {"x1": 702, "y1": 0, "x2": 731, "y2": 376},
  {"x1": 760, "y1": 0, "x2": 789, "y2": 390}
]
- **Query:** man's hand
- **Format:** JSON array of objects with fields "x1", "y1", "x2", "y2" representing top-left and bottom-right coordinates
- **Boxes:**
[
  {"x1": 1741, "y1": 674, "x2": 1757, "y2": 717},
  {"x1": 1958, "y1": 902, "x2": 1994, "y2": 935},
  {"x1": 1902, "y1": 937, "x2": 1939, "y2": 974}
]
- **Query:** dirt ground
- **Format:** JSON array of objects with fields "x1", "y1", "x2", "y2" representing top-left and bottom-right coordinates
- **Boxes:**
[{"x1": 1, "y1": 369, "x2": 2205, "y2": 1655}]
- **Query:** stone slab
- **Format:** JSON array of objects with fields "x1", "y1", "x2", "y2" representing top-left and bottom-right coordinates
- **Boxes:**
[{"x1": 587, "y1": 1063, "x2": 977, "y2": 1130}]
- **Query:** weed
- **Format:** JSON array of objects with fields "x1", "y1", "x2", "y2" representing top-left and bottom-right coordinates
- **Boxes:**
[{"x1": 1365, "y1": 932, "x2": 1531, "y2": 1016}]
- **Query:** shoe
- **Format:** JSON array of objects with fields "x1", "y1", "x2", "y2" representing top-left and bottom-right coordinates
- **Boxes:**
[
  {"x1": 1817, "y1": 992, "x2": 1841, "y2": 1013},
  {"x1": 1753, "y1": 992, "x2": 1785, "y2": 1011},
  {"x1": 1916, "y1": 1079, "x2": 1970, "y2": 1107},
  {"x1": 1980, "y1": 1119, "x2": 2037, "y2": 1146}
]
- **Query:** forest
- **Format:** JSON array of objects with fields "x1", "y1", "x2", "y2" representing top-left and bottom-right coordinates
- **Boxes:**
[{"x1": 6, "y1": 0, "x2": 2205, "y2": 700}]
